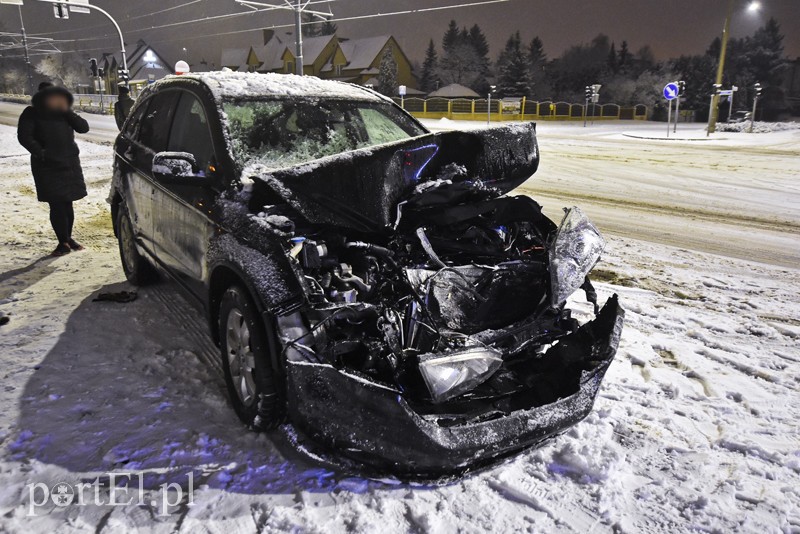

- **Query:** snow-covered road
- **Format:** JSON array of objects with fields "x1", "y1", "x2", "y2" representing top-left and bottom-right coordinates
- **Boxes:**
[
  {"x1": 0, "y1": 117, "x2": 798, "y2": 533},
  {"x1": 3, "y1": 101, "x2": 798, "y2": 267}
]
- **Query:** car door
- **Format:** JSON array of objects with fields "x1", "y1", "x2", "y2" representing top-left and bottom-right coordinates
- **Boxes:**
[
  {"x1": 151, "y1": 89, "x2": 220, "y2": 298},
  {"x1": 124, "y1": 91, "x2": 180, "y2": 259}
]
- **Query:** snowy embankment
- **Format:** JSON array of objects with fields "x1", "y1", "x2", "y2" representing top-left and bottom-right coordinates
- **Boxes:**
[{"x1": 0, "y1": 124, "x2": 798, "y2": 533}]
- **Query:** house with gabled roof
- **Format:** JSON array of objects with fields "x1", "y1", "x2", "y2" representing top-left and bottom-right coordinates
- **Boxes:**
[
  {"x1": 321, "y1": 35, "x2": 415, "y2": 89},
  {"x1": 220, "y1": 32, "x2": 417, "y2": 90},
  {"x1": 99, "y1": 39, "x2": 172, "y2": 95}
]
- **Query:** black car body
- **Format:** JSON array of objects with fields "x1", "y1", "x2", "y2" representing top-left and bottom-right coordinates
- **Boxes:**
[{"x1": 109, "y1": 72, "x2": 623, "y2": 475}]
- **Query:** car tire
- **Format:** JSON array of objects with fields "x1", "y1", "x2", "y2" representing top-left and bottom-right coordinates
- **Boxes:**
[
  {"x1": 218, "y1": 285, "x2": 283, "y2": 430},
  {"x1": 116, "y1": 202, "x2": 156, "y2": 285}
]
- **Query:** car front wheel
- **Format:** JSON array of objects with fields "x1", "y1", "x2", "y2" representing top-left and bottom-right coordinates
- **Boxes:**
[{"x1": 218, "y1": 285, "x2": 283, "y2": 430}]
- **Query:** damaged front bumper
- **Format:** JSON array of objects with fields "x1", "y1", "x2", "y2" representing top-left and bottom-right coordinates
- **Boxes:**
[{"x1": 285, "y1": 295, "x2": 624, "y2": 475}]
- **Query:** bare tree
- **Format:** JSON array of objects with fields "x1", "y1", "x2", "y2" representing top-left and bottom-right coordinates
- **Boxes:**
[{"x1": 36, "y1": 53, "x2": 85, "y2": 90}]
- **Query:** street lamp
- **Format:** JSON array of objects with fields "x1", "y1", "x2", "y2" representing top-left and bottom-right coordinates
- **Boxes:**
[
  {"x1": 707, "y1": 0, "x2": 763, "y2": 135},
  {"x1": 487, "y1": 85, "x2": 497, "y2": 125}
]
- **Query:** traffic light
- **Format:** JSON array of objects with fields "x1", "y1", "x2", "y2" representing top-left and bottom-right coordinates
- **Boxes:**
[
  {"x1": 584, "y1": 86, "x2": 592, "y2": 101},
  {"x1": 98, "y1": 67, "x2": 105, "y2": 78},
  {"x1": 53, "y1": 3, "x2": 69, "y2": 19},
  {"x1": 754, "y1": 82, "x2": 762, "y2": 97},
  {"x1": 678, "y1": 80, "x2": 686, "y2": 95},
  {"x1": 117, "y1": 68, "x2": 130, "y2": 82},
  {"x1": 712, "y1": 83, "x2": 722, "y2": 95},
  {"x1": 89, "y1": 58, "x2": 98, "y2": 77}
]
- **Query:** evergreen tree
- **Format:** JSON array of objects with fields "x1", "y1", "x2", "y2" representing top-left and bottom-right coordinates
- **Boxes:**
[
  {"x1": 608, "y1": 42, "x2": 618, "y2": 74},
  {"x1": 747, "y1": 17, "x2": 786, "y2": 84},
  {"x1": 377, "y1": 47, "x2": 398, "y2": 96},
  {"x1": 468, "y1": 24, "x2": 490, "y2": 59},
  {"x1": 319, "y1": 20, "x2": 338, "y2": 36},
  {"x1": 528, "y1": 36, "x2": 550, "y2": 100},
  {"x1": 467, "y1": 24, "x2": 492, "y2": 94},
  {"x1": 618, "y1": 40, "x2": 631, "y2": 70},
  {"x1": 496, "y1": 31, "x2": 532, "y2": 98},
  {"x1": 437, "y1": 19, "x2": 484, "y2": 90},
  {"x1": 419, "y1": 39, "x2": 440, "y2": 93},
  {"x1": 301, "y1": 14, "x2": 337, "y2": 37},
  {"x1": 442, "y1": 20, "x2": 460, "y2": 52},
  {"x1": 529, "y1": 37, "x2": 546, "y2": 67}
]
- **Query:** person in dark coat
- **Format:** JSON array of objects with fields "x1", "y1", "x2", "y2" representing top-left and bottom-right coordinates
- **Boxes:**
[
  {"x1": 114, "y1": 85, "x2": 134, "y2": 130},
  {"x1": 17, "y1": 84, "x2": 90, "y2": 256}
]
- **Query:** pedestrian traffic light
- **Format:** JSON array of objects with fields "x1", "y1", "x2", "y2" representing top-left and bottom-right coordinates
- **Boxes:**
[
  {"x1": 89, "y1": 58, "x2": 98, "y2": 77},
  {"x1": 754, "y1": 82, "x2": 762, "y2": 97}
]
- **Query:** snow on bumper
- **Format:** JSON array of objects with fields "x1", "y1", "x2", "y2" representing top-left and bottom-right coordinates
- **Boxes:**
[{"x1": 286, "y1": 295, "x2": 624, "y2": 475}]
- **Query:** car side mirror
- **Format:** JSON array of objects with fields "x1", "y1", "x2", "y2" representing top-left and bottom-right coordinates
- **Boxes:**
[{"x1": 152, "y1": 151, "x2": 198, "y2": 180}]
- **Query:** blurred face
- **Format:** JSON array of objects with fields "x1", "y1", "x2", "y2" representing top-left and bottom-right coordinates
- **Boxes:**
[{"x1": 44, "y1": 93, "x2": 69, "y2": 112}]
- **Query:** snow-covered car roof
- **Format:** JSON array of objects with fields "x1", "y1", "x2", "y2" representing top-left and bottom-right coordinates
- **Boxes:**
[{"x1": 163, "y1": 71, "x2": 391, "y2": 103}]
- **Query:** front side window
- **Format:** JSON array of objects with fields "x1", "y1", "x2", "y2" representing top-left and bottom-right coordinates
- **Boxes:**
[
  {"x1": 223, "y1": 98, "x2": 426, "y2": 170},
  {"x1": 123, "y1": 101, "x2": 147, "y2": 140},
  {"x1": 138, "y1": 91, "x2": 180, "y2": 153},
  {"x1": 168, "y1": 92, "x2": 215, "y2": 175}
]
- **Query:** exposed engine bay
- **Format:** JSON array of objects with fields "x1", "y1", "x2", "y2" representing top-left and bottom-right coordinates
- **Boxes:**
[{"x1": 257, "y1": 164, "x2": 606, "y2": 415}]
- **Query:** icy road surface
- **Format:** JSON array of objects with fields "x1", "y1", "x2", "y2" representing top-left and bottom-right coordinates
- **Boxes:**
[{"x1": 0, "y1": 117, "x2": 798, "y2": 533}]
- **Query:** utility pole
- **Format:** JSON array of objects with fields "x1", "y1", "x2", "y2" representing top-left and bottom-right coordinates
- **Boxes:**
[
  {"x1": 235, "y1": 0, "x2": 334, "y2": 76},
  {"x1": 17, "y1": 6, "x2": 34, "y2": 95},
  {"x1": 707, "y1": 0, "x2": 734, "y2": 135},
  {"x1": 293, "y1": 0, "x2": 303, "y2": 75},
  {"x1": 674, "y1": 80, "x2": 685, "y2": 133},
  {"x1": 748, "y1": 82, "x2": 761, "y2": 133},
  {"x1": 487, "y1": 85, "x2": 496, "y2": 125}
]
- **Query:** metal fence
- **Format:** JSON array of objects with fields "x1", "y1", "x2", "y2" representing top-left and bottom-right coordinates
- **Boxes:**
[
  {"x1": 73, "y1": 93, "x2": 118, "y2": 115},
  {"x1": 394, "y1": 97, "x2": 648, "y2": 122}
]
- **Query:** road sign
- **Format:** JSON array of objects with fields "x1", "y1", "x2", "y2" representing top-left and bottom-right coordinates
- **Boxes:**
[
  {"x1": 663, "y1": 82, "x2": 679, "y2": 100},
  {"x1": 718, "y1": 90, "x2": 734, "y2": 96},
  {"x1": 70, "y1": 0, "x2": 91, "y2": 14},
  {"x1": 398, "y1": 85, "x2": 407, "y2": 96}
]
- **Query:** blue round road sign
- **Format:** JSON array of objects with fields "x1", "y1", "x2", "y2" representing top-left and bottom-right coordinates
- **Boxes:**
[{"x1": 663, "y1": 83, "x2": 679, "y2": 100}]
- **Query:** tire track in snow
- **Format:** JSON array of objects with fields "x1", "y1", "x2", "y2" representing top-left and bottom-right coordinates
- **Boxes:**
[{"x1": 148, "y1": 283, "x2": 223, "y2": 380}]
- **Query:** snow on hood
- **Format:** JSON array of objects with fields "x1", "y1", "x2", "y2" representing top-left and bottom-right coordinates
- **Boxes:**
[
  {"x1": 168, "y1": 71, "x2": 391, "y2": 103},
  {"x1": 243, "y1": 123, "x2": 540, "y2": 232}
]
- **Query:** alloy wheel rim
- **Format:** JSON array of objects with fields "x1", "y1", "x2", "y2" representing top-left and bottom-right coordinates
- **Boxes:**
[
  {"x1": 226, "y1": 308, "x2": 258, "y2": 407},
  {"x1": 120, "y1": 216, "x2": 137, "y2": 273}
]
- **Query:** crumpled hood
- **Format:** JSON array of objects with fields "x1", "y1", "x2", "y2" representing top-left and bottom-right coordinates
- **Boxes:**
[{"x1": 248, "y1": 123, "x2": 539, "y2": 232}]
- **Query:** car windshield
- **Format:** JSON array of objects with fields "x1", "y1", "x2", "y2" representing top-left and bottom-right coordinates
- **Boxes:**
[{"x1": 223, "y1": 98, "x2": 427, "y2": 171}]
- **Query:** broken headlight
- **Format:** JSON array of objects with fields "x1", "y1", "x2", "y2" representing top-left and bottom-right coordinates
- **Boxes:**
[
  {"x1": 549, "y1": 207, "x2": 605, "y2": 306},
  {"x1": 418, "y1": 347, "x2": 503, "y2": 403}
]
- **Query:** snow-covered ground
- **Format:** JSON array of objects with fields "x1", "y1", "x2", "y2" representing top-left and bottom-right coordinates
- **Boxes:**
[{"x1": 0, "y1": 115, "x2": 798, "y2": 533}]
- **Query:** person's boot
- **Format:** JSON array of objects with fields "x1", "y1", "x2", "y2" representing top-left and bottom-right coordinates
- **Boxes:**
[
  {"x1": 52, "y1": 243, "x2": 71, "y2": 257},
  {"x1": 67, "y1": 238, "x2": 84, "y2": 251}
]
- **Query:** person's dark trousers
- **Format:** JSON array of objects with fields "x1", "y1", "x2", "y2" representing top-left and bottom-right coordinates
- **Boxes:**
[{"x1": 48, "y1": 201, "x2": 74, "y2": 243}]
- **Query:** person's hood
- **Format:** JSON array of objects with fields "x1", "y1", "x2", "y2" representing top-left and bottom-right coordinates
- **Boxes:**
[
  {"x1": 32, "y1": 85, "x2": 74, "y2": 109},
  {"x1": 246, "y1": 123, "x2": 540, "y2": 233}
]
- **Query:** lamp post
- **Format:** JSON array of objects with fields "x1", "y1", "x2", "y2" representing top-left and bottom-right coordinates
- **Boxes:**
[
  {"x1": 487, "y1": 85, "x2": 496, "y2": 125},
  {"x1": 707, "y1": 0, "x2": 762, "y2": 135}
]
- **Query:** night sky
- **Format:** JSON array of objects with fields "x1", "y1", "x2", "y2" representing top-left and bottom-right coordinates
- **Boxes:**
[{"x1": 2, "y1": 0, "x2": 798, "y2": 69}]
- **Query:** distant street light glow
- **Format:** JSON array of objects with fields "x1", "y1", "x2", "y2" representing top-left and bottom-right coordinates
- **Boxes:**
[{"x1": 747, "y1": 1, "x2": 761, "y2": 12}]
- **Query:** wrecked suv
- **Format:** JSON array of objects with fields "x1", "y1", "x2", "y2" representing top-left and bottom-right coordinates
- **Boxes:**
[{"x1": 110, "y1": 72, "x2": 623, "y2": 474}]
